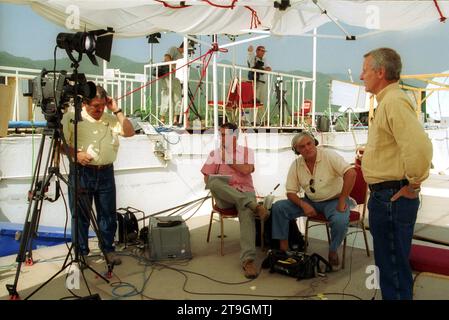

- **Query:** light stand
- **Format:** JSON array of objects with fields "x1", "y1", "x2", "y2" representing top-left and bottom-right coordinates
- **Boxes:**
[
  {"x1": 147, "y1": 33, "x2": 161, "y2": 123},
  {"x1": 274, "y1": 78, "x2": 290, "y2": 126}
]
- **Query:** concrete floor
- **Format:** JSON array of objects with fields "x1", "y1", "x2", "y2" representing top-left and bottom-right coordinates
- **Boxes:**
[{"x1": 1, "y1": 173, "x2": 449, "y2": 300}]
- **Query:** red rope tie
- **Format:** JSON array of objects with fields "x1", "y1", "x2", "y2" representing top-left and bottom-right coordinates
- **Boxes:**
[
  {"x1": 155, "y1": 0, "x2": 191, "y2": 9},
  {"x1": 203, "y1": 0, "x2": 238, "y2": 9},
  {"x1": 244, "y1": 6, "x2": 261, "y2": 29},
  {"x1": 185, "y1": 44, "x2": 228, "y2": 116},
  {"x1": 433, "y1": 0, "x2": 447, "y2": 22},
  {"x1": 116, "y1": 49, "x2": 214, "y2": 101}
]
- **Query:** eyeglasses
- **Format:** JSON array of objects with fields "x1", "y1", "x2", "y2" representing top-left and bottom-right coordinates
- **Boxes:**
[
  {"x1": 89, "y1": 103, "x2": 106, "y2": 110},
  {"x1": 309, "y1": 179, "x2": 315, "y2": 193}
]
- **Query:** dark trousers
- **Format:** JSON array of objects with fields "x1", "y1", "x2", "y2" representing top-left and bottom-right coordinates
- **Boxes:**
[
  {"x1": 368, "y1": 189, "x2": 419, "y2": 300},
  {"x1": 68, "y1": 165, "x2": 117, "y2": 255}
]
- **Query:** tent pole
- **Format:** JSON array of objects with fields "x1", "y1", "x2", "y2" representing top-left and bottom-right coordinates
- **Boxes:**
[
  {"x1": 212, "y1": 35, "x2": 219, "y2": 143},
  {"x1": 312, "y1": 28, "x2": 317, "y2": 128},
  {"x1": 183, "y1": 36, "x2": 189, "y2": 128}
]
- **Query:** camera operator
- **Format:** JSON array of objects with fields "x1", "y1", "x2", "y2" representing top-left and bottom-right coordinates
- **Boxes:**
[
  {"x1": 247, "y1": 45, "x2": 271, "y2": 124},
  {"x1": 165, "y1": 43, "x2": 186, "y2": 125},
  {"x1": 61, "y1": 85, "x2": 134, "y2": 266},
  {"x1": 156, "y1": 54, "x2": 182, "y2": 125}
]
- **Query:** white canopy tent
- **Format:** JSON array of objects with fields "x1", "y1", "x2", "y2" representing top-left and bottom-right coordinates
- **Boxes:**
[
  {"x1": 3, "y1": 0, "x2": 449, "y2": 134},
  {"x1": 3, "y1": 0, "x2": 448, "y2": 37}
]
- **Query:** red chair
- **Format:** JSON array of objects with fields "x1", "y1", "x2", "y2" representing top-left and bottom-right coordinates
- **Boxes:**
[
  {"x1": 303, "y1": 158, "x2": 370, "y2": 269},
  {"x1": 208, "y1": 78, "x2": 263, "y2": 123},
  {"x1": 293, "y1": 99, "x2": 312, "y2": 117},
  {"x1": 206, "y1": 196, "x2": 264, "y2": 255}
]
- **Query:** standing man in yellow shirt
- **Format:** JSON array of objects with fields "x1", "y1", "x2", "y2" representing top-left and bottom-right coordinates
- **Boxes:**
[
  {"x1": 62, "y1": 85, "x2": 135, "y2": 266},
  {"x1": 360, "y1": 48, "x2": 432, "y2": 300}
]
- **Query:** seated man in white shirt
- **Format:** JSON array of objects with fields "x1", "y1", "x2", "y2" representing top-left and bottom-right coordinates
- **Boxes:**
[{"x1": 270, "y1": 132, "x2": 356, "y2": 268}]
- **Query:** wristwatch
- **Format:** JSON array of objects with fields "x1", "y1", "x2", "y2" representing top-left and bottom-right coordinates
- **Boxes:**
[
  {"x1": 113, "y1": 109, "x2": 123, "y2": 115},
  {"x1": 408, "y1": 186, "x2": 421, "y2": 194}
]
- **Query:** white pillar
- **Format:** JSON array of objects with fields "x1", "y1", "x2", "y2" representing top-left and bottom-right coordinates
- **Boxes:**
[
  {"x1": 183, "y1": 36, "x2": 189, "y2": 128},
  {"x1": 312, "y1": 28, "x2": 317, "y2": 128},
  {"x1": 212, "y1": 35, "x2": 219, "y2": 143}
]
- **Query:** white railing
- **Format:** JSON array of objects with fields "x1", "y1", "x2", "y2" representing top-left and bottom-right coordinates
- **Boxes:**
[
  {"x1": 0, "y1": 66, "x2": 148, "y2": 122},
  {"x1": 143, "y1": 60, "x2": 314, "y2": 129},
  {"x1": 1, "y1": 63, "x2": 314, "y2": 130}
]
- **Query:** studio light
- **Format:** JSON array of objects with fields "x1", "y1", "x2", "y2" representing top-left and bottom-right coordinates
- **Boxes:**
[
  {"x1": 56, "y1": 28, "x2": 114, "y2": 66},
  {"x1": 147, "y1": 32, "x2": 162, "y2": 44}
]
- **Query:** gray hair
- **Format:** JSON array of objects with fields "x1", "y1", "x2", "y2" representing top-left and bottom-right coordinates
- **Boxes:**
[
  {"x1": 291, "y1": 131, "x2": 318, "y2": 149},
  {"x1": 364, "y1": 48, "x2": 402, "y2": 81}
]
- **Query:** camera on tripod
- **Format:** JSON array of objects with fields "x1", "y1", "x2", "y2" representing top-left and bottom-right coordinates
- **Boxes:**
[
  {"x1": 274, "y1": 76, "x2": 286, "y2": 95},
  {"x1": 187, "y1": 39, "x2": 197, "y2": 55},
  {"x1": 6, "y1": 27, "x2": 116, "y2": 301},
  {"x1": 24, "y1": 70, "x2": 96, "y2": 127}
]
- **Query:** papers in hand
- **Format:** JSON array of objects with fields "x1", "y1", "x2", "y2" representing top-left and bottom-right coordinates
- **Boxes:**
[{"x1": 205, "y1": 174, "x2": 232, "y2": 189}]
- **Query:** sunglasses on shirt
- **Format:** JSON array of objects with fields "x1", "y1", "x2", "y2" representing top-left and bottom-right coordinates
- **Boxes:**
[{"x1": 309, "y1": 178, "x2": 315, "y2": 193}]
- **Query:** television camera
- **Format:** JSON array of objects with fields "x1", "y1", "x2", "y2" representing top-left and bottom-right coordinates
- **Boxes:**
[{"x1": 25, "y1": 69, "x2": 96, "y2": 127}]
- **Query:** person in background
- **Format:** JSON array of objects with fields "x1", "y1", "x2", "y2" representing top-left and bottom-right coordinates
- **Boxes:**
[
  {"x1": 247, "y1": 45, "x2": 271, "y2": 125},
  {"x1": 157, "y1": 53, "x2": 182, "y2": 125},
  {"x1": 165, "y1": 43, "x2": 186, "y2": 125}
]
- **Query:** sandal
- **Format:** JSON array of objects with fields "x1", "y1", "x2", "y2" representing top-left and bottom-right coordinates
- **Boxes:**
[
  {"x1": 328, "y1": 252, "x2": 340, "y2": 271},
  {"x1": 255, "y1": 204, "x2": 268, "y2": 221},
  {"x1": 242, "y1": 259, "x2": 259, "y2": 279}
]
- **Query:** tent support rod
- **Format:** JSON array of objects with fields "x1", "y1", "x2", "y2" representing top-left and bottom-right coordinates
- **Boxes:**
[{"x1": 313, "y1": 0, "x2": 355, "y2": 40}]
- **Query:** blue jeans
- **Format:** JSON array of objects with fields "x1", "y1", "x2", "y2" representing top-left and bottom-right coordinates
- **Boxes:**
[
  {"x1": 271, "y1": 198, "x2": 350, "y2": 252},
  {"x1": 368, "y1": 189, "x2": 419, "y2": 300},
  {"x1": 69, "y1": 165, "x2": 117, "y2": 255}
]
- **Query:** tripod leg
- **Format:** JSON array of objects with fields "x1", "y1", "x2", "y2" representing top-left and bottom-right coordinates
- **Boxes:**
[{"x1": 6, "y1": 130, "x2": 55, "y2": 298}]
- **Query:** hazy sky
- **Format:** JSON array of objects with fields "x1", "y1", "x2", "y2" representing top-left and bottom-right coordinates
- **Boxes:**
[{"x1": 1, "y1": 3, "x2": 449, "y2": 79}]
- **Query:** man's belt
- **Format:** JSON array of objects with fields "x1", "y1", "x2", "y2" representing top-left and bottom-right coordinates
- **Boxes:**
[
  {"x1": 84, "y1": 163, "x2": 113, "y2": 170},
  {"x1": 368, "y1": 179, "x2": 409, "y2": 192},
  {"x1": 257, "y1": 80, "x2": 265, "y2": 84}
]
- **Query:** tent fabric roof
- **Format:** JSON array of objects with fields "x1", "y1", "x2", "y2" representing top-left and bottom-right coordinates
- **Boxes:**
[{"x1": 3, "y1": 0, "x2": 449, "y2": 37}]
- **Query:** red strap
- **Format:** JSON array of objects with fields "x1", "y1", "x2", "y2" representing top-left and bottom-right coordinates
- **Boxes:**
[
  {"x1": 245, "y1": 6, "x2": 262, "y2": 29},
  {"x1": 203, "y1": 0, "x2": 238, "y2": 9},
  {"x1": 116, "y1": 48, "x2": 214, "y2": 101},
  {"x1": 433, "y1": 0, "x2": 447, "y2": 22},
  {"x1": 184, "y1": 43, "x2": 228, "y2": 115}
]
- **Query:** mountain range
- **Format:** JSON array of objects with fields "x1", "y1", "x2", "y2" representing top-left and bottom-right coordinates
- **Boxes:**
[{"x1": 0, "y1": 51, "x2": 347, "y2": 112}]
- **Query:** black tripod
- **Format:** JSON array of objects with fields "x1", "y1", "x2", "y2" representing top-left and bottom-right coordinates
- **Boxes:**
[
  {"x1": 274, "y1": 80, "x2": 291, "y2": 126},
  {"x1": 6, "y1": 79, "x2": 112, "y2": 301}
]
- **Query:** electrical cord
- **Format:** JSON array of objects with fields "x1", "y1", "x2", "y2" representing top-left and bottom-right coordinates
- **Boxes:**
[
  {"x1": 341, "y1": 228, "x2": 359, "y2": 299},
  {"x1": 111, "y1": 249, "x2": 364, "y2": 300},
  {"x1": 156, "y1": 261, "x2": 363, "y2": 300}
]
